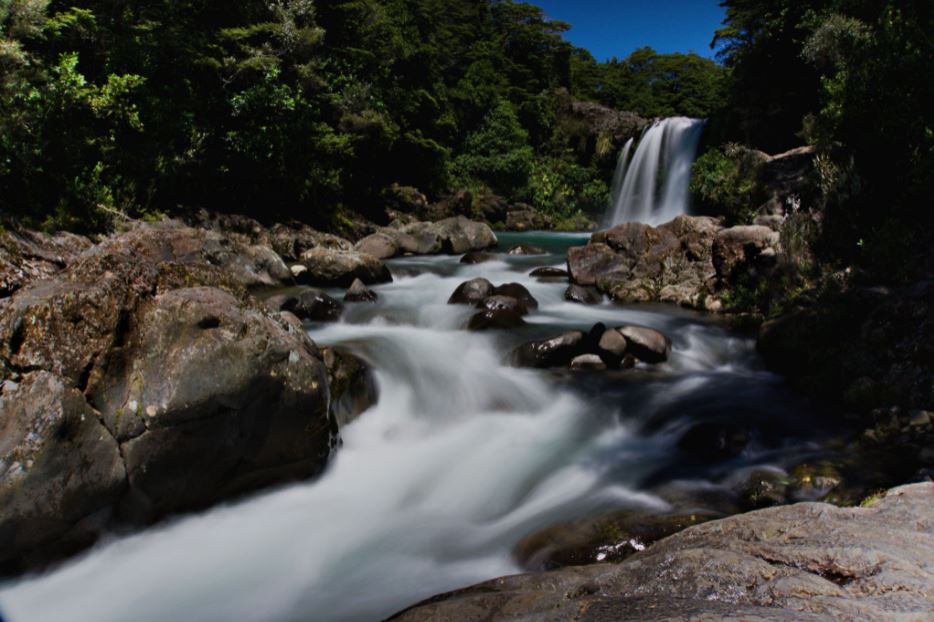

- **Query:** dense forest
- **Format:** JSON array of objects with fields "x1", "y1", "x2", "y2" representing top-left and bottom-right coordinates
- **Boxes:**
[
  {"x1": 1, "y1": 0, "x2": 932, "y2": 285},
  {"x1": 0, "y1": 0, "x2": 724, "y2": 231}
]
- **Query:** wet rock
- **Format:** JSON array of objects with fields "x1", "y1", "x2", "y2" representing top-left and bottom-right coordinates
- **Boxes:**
[
  {"x1": 298, "y1": 247, "x2": 392, "y2": 287},
  {"x1": 267, "y1": 289, "x2": 344, "y2": 322},
  {"x1": 511, "y1": 331, "x2": 586, "y2": 368},
  {"x1": 507, "y1": 244, "x2": 545, "y2": 256},
  {"x1": 392, "y1": 482, "x2": 934, "y2": 622},
  {"x1": 392, "y1": 217, "x2": 497, "y2": 255},
  {"x1": 492, "y1": 282, "x2": 538, "y2": 312},
  {"x1": 355, "y1": 232, "x2": 398, "y2": 260},
  {"x1": 513, "y1": 510, "x2": 715, "y2": 571},
  {"x1": 321, "y1": 347, "x2": 378, "y2": 427},
  {"x1": 596, "y1": 328, "x2": 628, "y2": 367},
  {"x1": 466, "y1": 309, "x2": 526, "y2": 331},
  {"x1": 87, "y1": 287, "x2": 333, "y2": 521},
  {"x1": 567, "y1": 215, "x2": 723, "y2": 308},
  {"x1": 460, "y1": 251, "x2": 496, "y2": 264},
  {"x1": 344, "y1": 278, "x2": 378, "y2": 303},
  {"x1": 0, "y1": 222, "x2": 278, "y2": 388},
  {"x1": 616, "y1": 326, "x2": 671, "y2": 364},
  {"x1": 567, "y1": 243, "x2": 628, "y2": 287},
  {"x1": 529, "y1": 267, "x2": 568, "y2": 279},
  {"x1": 565, "y1": 284, "x2": 602, "y2": 305},
  {"x1": 479, "y1": 295, "x2": 526, "y2": 316},
  {"x1": 266, "y1": 222, "x2": 353, "y2": 261},
  {"x1": 677, "y1": 422, "x2": 749, "y2": 461},
  {"x1": 0, "y1": 371, "x2": 125, "y2": 572},
  {"x1": 448, "y1": 278, "x2": 494, "y2": 305},
  {"x1": 617, "y1": 325, "x2": 671, "y2": 364},
  {"x1": 570, "y1": 354, "x2": 607, "y2": 371}
]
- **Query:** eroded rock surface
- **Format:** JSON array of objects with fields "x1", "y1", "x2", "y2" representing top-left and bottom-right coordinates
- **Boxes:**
[{"x1": 392, "y1": 483, "x2": 934, "y2": 622}]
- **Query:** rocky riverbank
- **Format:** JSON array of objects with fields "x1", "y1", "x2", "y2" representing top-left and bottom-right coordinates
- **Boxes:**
[
  {"x1": 0, "y1": 213, "x2": 497, "y2": 574},
  {"x1": 391, "y1": 482, "x2": 934, "y2": 621}
]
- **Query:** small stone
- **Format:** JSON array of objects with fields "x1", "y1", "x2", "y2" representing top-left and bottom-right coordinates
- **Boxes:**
[
  {"x1": 290, "y1": 264, "x2": 308, "y2": 278},
  {"x1": 145, "y1": 405, "x2": 158, "y2": 418},
  {"x1": 570, "y1": 354, "x2": 607, "y2": 371}
]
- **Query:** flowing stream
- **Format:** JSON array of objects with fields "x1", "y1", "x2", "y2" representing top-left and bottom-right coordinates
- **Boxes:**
[
  {"x1": 605, "y1": 117, "x2": 706, "y2": 226},
  {"x1": 0, "y1": 233, "x2": 832, "y2": 622}
]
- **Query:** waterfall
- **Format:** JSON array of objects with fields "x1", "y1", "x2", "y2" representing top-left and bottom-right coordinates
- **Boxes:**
[{"x1": 605, "y1": 117, "x2": 705, "y2": 227}]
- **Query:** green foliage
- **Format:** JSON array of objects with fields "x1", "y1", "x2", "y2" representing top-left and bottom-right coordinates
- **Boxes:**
[
  {"x1": 528, "y1": 157, "x2": 607, "y2": 220},
  {"x1": 451, "y1": 98, "x2": 533, "y2": 199},
  {"x1": 714, "y1": 0, "x2": 934, "y2": 282},
  {"x1": 689, "y1": 145, "x2": 760, "y2": 224},
  {"x1": 572, "y1": 46, "x2": 727, "y2": 119}
]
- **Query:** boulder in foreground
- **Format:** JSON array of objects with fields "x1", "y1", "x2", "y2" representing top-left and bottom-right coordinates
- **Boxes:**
[{"x1": 391, "y1": 483, "x2": 934, "y2": 621}]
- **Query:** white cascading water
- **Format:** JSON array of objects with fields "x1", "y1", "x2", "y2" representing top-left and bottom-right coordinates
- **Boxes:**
[
  {"x1": 605, "y1": 117, "x2": 705, "y2": 227},
  {"x1": 0, "y1": 235, "x2": 824, "y2": 622}
]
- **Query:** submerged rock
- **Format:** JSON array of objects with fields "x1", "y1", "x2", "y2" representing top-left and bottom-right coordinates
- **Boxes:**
[
  {"x1": 322, "y1": 347, "x2": 378, "y2": 427},
  {"x1": 466, "y1": 309, "x2": 526, "y2": 331},
  {"x1": 511, "y1": 331, "x2": 586, "y2": 369},
  {"x1": 344, "y1": 278, "x2": 378, "y2": 303},
  {"x1": 447, "y1": 277, "x2": 494, "y2": 305},
  {"x1": 0, "y1": 221, "x2": 338, "y2": 572},
  {"x1": 565, "y1": 284, "x2": 602, "y2": 305},
  {"x1": 492, "y1": 282, "x2": 538, "y2": 312},
  {"x1": 507, "y1": 244, "x2": 545, "y2": 255},
  {"x1": 529, "y1": 266, "x2": 568, "y2": 279},
  {"x1": 392, "y1": 482, "x2": 934, "y2": 622},
  {"x1": 459, "y1": 251, "x2": 496, "y2": 264},
  {"x1": 86, "y1": 287, "x2": 333, "y2": 522}
]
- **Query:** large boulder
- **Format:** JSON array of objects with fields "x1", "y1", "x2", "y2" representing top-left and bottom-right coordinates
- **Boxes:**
[
  {"x1": 0, "y1": 221, "x2": 339, "y2": 571},
  {"x1": 86, "y1": 287, "x2": 332, "y2": 520},
  {"x1": 568, "y1": 216, "x2": 724, "y2": 308},
  {"x1": 567, "y1": 243, "x2": 628, "y2": 287},
  {"x1": 391, "y1": 482, "x2": 934, "y2": 622},
  {"x1": 0, "y1": 371, "x2": 125, "y2": 572},
  {"x1": 299, "y1": 247, "x2": 392, "y2": 287},
  {"x1": 267, "y1": 222, "x2": 353, "y2": 261},
  {"x1": 466, "y1": 309, "x2": 526, "y2": 331},
  {"x1": 355, "y1": 232, "x2": 398, "y2": 260}
]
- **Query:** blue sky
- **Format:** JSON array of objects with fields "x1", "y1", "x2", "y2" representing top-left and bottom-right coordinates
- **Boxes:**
[{"x1": 533, "y1": 0, "x2": 726, "y2": 61}]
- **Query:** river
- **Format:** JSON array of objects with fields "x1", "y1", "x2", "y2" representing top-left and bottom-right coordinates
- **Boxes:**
[{"x1": 0, "y1": 232, "x2": 832, "y2": 622}]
